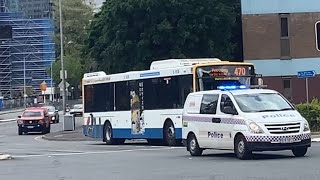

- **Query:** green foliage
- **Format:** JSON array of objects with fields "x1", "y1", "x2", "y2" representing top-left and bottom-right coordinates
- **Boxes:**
[
  {"x1": 84, "y1": 0, "x2": 242, "y2": 74},
  {"x1": 50, "y1": 0, "x2": 95, "y2": 88},
  {"x1": 296, "y1": 99, "x2": 320, "y2": 132}
]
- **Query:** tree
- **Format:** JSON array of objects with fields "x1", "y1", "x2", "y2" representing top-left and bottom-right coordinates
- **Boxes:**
[
  {"x1": 84, "y1": 0, "x2": 242, "y2": 74},
  {"x1": 50, "y1": 0, "x2": 94, "y2": 95}
]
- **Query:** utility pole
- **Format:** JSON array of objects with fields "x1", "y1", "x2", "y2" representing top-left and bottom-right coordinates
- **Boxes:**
[
  {"x1": 23, "y1": 56, "x2": 26, "y2": 108},
  {"x1": 59, "y1": 0, "x2": 66, "y2": 114}
]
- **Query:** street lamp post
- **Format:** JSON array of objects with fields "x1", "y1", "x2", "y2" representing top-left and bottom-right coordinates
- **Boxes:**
[
  {"x1": 59, "y1": 0, "x2": 67, "y2": 114},
  {"x1": 23, "y1": 56, "x2": 26, "y2": 108},
  {"x1": 45, "y1": 9, "x2": 54, "y2": 102},
  {"x1": 50, "y1": 62, "x2": 53, "y2": 102}
]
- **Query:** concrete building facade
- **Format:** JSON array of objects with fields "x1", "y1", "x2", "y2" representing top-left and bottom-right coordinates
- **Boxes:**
[{"x1": 241, "y1": 0, "x2": 320, "y2": 104}]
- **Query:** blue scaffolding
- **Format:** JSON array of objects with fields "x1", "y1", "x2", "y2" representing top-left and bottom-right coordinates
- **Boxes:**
[{"x1": 0, "y1": 0, "x2": 55, "y2": 98}]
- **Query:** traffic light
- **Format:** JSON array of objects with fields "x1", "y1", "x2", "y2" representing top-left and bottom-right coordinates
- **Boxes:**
[
  {"x1": 316, "y1": 21, "x2": 320, "y2": 51},
  {"x1": 0, "y1": 25, "x2": 12, "y2": 39}
]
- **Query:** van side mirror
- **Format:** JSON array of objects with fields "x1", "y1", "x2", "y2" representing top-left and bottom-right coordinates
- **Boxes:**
[{"x1": 222, "y1": 106, "x2": 238, "y2": 115}]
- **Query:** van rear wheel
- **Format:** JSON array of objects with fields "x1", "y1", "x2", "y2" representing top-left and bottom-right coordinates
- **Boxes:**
[{"x1": 187, "y1": 134, "x2": 203, "y2": 156}]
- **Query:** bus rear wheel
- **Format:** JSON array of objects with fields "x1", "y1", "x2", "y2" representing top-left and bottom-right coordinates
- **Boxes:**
[
  {"x1": 104, "y1": 122, "x2": 125, "y2": 145},
  {"x1": 164, "y1": 121, "x2": 178, "y2": 146}
]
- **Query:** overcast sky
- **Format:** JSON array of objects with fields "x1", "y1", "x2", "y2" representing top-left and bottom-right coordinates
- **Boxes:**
[{"x1": 94, "y1": 0, "x2": 104, "y2": 7}]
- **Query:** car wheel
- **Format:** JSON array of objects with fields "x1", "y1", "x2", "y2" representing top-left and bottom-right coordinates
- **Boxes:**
[
  {"x1": 292, "y1": 147, "x2": 308, "y2": 157},
  {"x1": 18, "y1": 127, "x2": 23, "y2": 135},
  {"x1": 187, "y1": 133, "x2": 203, "y2": 156},
  {"x1": 234, "y1": 135, "x2": 252, "y2": 160}
]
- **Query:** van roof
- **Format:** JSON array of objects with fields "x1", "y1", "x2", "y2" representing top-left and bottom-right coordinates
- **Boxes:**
[{"x1": 191, "y1": 89, "x2": 278, "y2": 96}]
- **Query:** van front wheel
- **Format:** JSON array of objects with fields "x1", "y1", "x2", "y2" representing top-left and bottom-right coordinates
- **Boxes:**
[
  {"x1": 234, "y1": 135, "x2": 252, "y2": 160},
  {"x1": 292, "y1": 147, "x2": 308, "y2": 157}
]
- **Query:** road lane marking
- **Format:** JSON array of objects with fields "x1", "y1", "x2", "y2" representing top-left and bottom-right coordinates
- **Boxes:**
[
  {"x1": 34, "y1": 135, "x2": 44, "y2": 141},
  {"x1": 0, "y1": 121, "x2": 16, "y2": 125},
  {"x1": 13, "y1": 147, "x2": 184, "y2": 158},
  {"x1": 0, "y1": 119, "x2": 15, "y2": 122}
]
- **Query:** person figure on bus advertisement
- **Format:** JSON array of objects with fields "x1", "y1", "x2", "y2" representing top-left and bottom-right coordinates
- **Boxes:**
[{"x1": 130, "y1": 90, "x2": 141, "y2": 134}]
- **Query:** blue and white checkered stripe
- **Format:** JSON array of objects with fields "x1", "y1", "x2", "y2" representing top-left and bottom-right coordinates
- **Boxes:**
[
  {"x1": 220, "y1": 118, "x2": 246, "y2": 125},
  {"x1": 245, "y1": 133, "x2": 311, "y2": 142},
  {"x1": 183, "y1": 116, "x2": 246, "y2": 125}
]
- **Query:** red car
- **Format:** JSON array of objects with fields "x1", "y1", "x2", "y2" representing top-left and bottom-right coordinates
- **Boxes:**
[{"x1": 17, "y1": 107, "x2": 51, "y2": 135}]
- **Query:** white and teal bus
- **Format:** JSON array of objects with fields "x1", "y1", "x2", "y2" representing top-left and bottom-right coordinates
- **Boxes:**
[{"x1": 82, "y1": 58, "x2": 261, "y2": 146}]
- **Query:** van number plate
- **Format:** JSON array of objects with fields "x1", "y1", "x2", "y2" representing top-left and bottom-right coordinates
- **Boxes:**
[{"x1": 279, "y1": 137, "x2": 294, "y2": 143}]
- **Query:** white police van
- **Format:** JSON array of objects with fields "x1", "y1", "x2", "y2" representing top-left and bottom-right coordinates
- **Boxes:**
[{"x1": 182, "y1": 85, "x2": 311, "y2": 159}]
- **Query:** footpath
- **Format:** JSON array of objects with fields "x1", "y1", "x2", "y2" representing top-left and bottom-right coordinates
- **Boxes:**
[
  {"x1": 42, "y1": 126, "x2": 99, "y2": 141},
  {"x1": 0, "y1": 108, "x2": 24, "y2": 116}
]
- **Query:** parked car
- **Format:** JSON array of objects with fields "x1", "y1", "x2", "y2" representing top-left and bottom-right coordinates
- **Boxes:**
[
  {"x1": 43, "y1": 105, "x2": 59, "y2": 123},
  {"x1": 17, "y1": 107, "x2": 51, "y2": 135},
  {"x1": 69, "y1": 104, "x2": 83, "y2": 117}
]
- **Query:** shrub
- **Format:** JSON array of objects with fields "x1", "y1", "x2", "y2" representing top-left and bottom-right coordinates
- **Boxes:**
[{"x1": 295, "y1": 98, "x2": 320, "y2": 132}]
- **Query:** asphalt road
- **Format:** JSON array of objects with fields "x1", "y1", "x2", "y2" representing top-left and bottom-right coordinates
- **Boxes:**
[{"x1": 0, "y1": 112, "x2": 319, "y2": 180}]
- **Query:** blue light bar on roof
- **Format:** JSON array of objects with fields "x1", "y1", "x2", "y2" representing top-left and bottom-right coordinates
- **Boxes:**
[{"x1": 217, "y1": 85, "x2": 247, "y2": 90}]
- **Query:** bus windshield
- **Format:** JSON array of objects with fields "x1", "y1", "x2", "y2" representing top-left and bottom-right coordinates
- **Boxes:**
[{"x1": 196, "y1": 65, "x2": 254, "y2": 91}]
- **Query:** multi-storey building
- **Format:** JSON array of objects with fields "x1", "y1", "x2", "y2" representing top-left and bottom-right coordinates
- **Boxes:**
[
  {"x1": 241, "y1": 0, "x2": 320, "y2": 103},
  {"x1": 0, "y1": 0, "x2": 55, "y2": 98},
  {"x1": 6, "y1": 0, "x2": 53, "y2": 19}
]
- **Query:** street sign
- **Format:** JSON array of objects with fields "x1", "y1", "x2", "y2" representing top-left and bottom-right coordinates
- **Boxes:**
[
  {"x1": 297, "y1": 70, "x2": 316, "y2": 104},
  {"x1": 58, "y1": 81, "x2": 70, "y2": 90},
  {"x1": 40, "y1": 81, "x2": 47, "y2": 91},
  {"x1": 297, "y1": 70, "x2": 316, "y2": 78},
  {"x1": 60, "y1": 70, "x2": 67, "y2": 79}
]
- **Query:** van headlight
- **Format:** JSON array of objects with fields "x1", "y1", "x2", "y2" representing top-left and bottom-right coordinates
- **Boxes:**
[
  {"x1": 248, "y1": 122, "x2": 264, "y2": 134},
  {"x1": 303, "y1": 121, "x2": 310, "y2": 132}
]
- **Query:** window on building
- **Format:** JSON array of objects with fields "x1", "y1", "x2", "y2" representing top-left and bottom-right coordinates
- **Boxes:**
[
  {"x1": 282, "y1": 78, "x2": 292, "y2": 101},
  {"x1": 0, "y1": 25, "x2": 12, "y2": 39},
  {"x1": 280, "y1": 14, "x2": 291, "y2": 60},
  {"x1": 280, "y1": 17, "x2": 289, "y2": 37},
  {"x1": 316, "y1": 21, "x2": 320, "y2": 51}
]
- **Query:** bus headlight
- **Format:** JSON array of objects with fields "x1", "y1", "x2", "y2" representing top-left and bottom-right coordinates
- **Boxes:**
[
  {"x1": 248, "y1": 122, "x2": 264, "y2": 134},
  {"x1": 303, "y1": 121, "x2": 310, "y2": 132}
]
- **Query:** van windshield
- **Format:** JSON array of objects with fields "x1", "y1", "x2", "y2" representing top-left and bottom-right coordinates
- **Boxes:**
[{"x1": 233, "y1": 93, "x2": 294, "y2": 113}]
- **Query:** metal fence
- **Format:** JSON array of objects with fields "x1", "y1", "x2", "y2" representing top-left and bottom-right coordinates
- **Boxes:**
[
  {"x1": 1, "y1": 97, "x2": 35, "y2": 110},
  {"x1": 0, "y1": 98, "x2": 82, "y2": 111}
]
